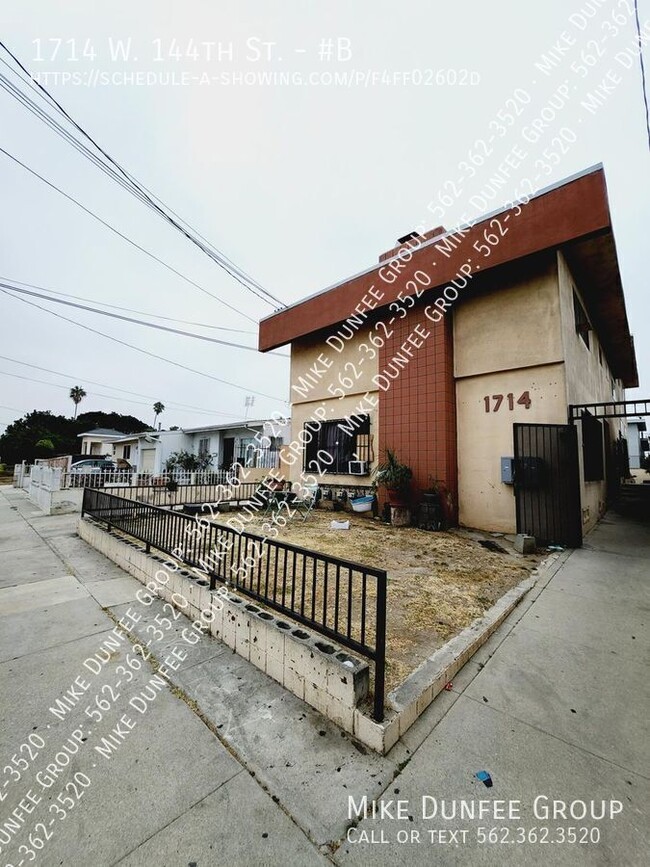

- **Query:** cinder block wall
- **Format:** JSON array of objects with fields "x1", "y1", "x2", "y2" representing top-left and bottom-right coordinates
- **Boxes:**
[{"x1": 76, "y1": 518, "x2": 396, "y2": 748}]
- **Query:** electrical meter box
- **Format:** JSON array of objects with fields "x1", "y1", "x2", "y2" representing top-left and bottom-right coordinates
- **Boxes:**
[{"x1": 501, "y1": 457, "x2": 515, "y2": 485}]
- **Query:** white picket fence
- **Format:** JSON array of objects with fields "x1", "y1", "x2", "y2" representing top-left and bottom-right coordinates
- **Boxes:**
[
  {"x1": 33, "y1": 464, "x2": 66, "y2": 488},
  {"x1": 13, "y1": 462, "x2": 30, "y2": 489},
  {"x1": 58, "y1": 469, "x2": 233, "y2": 489},
  {"x1": 28, "y1": 466, "x2": 63, "y2": 512}
]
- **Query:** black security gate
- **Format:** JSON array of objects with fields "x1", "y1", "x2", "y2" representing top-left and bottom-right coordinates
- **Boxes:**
[{"x1": 513, "y1": 423, "x2": 582, "y2": 548}]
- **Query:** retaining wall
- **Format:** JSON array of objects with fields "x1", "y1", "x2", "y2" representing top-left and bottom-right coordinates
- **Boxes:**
[{"x1": 78, "y1": 517, "x2": 377, "y2": 743}]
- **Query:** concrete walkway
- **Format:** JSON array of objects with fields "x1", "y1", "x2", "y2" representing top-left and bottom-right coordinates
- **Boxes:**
[
  {"x1": 1, "y1": 486, "x2": 649, "y2": 865},
  {"x1": 335, "y1": 510, "x2": 650, "y2": 865},
  {"x1": 0, "y1": 487, "x2": 326, "y2": 866}
]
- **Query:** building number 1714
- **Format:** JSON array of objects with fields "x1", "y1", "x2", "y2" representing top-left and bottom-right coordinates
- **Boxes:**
[{"x1": 483, "y1": 391, "x2": 532, "y2": 413}]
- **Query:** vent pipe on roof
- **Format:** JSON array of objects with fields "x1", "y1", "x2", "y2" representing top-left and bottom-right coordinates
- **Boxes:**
[{"x1": 378, "y1": 226, "x2": 446, "y2": 262}]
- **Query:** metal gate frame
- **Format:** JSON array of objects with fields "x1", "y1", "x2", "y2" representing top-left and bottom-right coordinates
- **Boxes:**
[{"x1": 513, "y1": 423, "x2": 582, "y2": 548}]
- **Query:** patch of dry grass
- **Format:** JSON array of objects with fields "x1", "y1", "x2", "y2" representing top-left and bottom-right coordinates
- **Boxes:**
[{"x1": 213, "y1": 509, "x2": 539, "y2": 692}]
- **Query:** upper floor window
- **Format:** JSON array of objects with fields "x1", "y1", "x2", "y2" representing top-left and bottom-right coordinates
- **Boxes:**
[{"x1": 573, "y1": 291, "x2": 591, "y2": 349}]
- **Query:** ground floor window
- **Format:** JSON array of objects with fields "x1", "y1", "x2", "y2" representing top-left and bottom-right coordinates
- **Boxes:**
[{"x1": 303, "y1": 414, "x2": 371, "y2": 475}]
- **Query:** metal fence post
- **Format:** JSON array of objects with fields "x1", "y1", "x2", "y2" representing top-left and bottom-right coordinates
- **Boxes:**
[{"x1": 373, "y1": 570, "x2": 387, "y2": 722}]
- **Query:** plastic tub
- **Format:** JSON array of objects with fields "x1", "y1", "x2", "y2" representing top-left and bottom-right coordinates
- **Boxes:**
[{"x1": 350, "y1": 495, "x2": 374, "y2": 513}]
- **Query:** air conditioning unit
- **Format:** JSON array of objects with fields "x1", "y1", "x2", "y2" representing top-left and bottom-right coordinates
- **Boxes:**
[{"x1": 348, "y1": 460, "x2": 369, "y2": 475}]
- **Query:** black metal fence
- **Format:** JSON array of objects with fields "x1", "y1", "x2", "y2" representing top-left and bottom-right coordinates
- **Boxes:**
[
  {"x1": 82, "y1": 488, "x2": 387, "y2": 720},
  {"x1": 513, "y1": 422, "x2": 582, "y2": 548},
  {"x1": 104, "y1": 481, "x2": 261, "y2": 508}
]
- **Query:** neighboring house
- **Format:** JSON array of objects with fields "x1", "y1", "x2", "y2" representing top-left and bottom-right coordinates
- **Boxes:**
[
  {"x1": 77, "y1": 428, "x2": 128, "y2": 457},
  {"x1": 112, "y1": 434, "x2": 139, "y2": 468},
  {"x1": 113, "y1": 430, "x2": 187, "y2": 474},
  {"x1": 626, "y1": 418, "x2": 649, "y2": 480},
  {"x1": 113, "y1": 419, "x2": 290, "y2": 475},
  {"x1": 182, "y1": 419, "x2": 290, "y2": 471},
  {"x1": 258, "y1": 165, "x2": 639, "y2": 544}
]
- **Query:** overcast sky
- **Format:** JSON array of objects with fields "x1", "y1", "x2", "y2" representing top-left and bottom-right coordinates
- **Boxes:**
[{"x1": 0, "y1": 0, "x2": 648, "y2": 434}]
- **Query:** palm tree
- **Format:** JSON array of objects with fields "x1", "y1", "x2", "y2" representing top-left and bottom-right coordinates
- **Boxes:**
[
  {"x1": 69, "y1": 385, "x2": 87, "y2": 420},
  {"x1": 152, "y1": 401, "x2": 165, "y2": 428}
]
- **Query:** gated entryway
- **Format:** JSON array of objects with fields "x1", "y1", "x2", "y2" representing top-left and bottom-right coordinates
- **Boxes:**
[{"x1": 513, "y1": 423, "x2": 582, "y2": 548}]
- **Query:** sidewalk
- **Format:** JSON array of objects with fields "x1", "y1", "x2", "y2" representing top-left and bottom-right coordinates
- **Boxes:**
[
  {"x1": 0, "y1": 486, "x2": 326, "y2": 866},
  {"x1": 2, "y1": 485, "x2": 649, "y2": 865},
  {"x1": 335, "y1": 509, "x2": 650, "y2": 865}
]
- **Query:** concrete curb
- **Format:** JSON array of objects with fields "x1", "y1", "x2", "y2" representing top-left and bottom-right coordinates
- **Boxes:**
[{"x1": 387, "y1": 574, "x2": 536, "y2": 736}]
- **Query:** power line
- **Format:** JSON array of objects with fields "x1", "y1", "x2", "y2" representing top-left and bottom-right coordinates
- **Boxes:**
[
  {"x1": 0, "y1": 356, "x2": 245, "y2": 419},
  {"x1": 634, "y1": 0, "x2": 650, "y2": 152},
  {"x1": 1, "y1": 289, "x2": 287, "y2": 403},
  {"x1": 1, "y1": 277, "x2": 255, "y2": 334},
  {"x1": 0, "y1": 43, "x2": 285, "y2": 308},
  {"x1": 0, "y1": 280, "x2": 289, "y2": 355},
  {"x1": 0, "y1": 354, "x2": 236, "y2": 414},
  {"x1": 0, "y1": 144, "x2": 257, "y2": 323},
  {"x1": 0, "y1": 368, "x2": 240, "y2": 419},
  {"x1": 0, "y1": 368, "x2": 162, "y2": 408},
  {"x1": 0, "y1": 55, "x2": 276, "y2": 305}
]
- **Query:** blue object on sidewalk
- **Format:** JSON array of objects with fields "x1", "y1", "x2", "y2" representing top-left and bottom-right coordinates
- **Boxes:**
[{"x1": 476, "y1": 770, "x2": 493, "y2": 787}]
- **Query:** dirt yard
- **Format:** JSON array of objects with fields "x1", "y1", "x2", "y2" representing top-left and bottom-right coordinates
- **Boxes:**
[{"x1": 217, "y1": 508, "x2": 541, "y2": 692}]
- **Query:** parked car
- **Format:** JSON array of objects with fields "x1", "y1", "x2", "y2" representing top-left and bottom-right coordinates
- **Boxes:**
[
  {"x1": 70, "y1": 459, "x2": 117, "y2": 473},
  {"x1": 69, "y1": 458, "x2": 131, "y2": 487}
]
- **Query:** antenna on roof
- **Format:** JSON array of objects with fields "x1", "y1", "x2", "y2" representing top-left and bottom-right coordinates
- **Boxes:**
[{"x1": 244, "y1": 395, "x2": 255, "y2": 419}]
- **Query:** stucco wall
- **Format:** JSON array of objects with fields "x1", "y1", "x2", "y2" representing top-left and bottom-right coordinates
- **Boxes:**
[
  {"x1": 153, "y1": 431, "x2": 192, "y2": 473},
  {"x1": 557, "y1": 251, "x2": 625, "y2": 532},
  {"x1": 80, "y1": 437, "x2": 113, "y2": 457},
  {"x1": 456, "y1": 364, "x2": 567, "y2": 532},
  {"x1": 454, "y1": 256, "x2": 565, "y2": 532},
  {"x1": 454, "y1": 255, "x2": 563, "y2": 379},
  {"x1": 290, "y1": 330, "x2": 379, "y2": 404},
  {"x1": 115, "y1": 442, "x2": 139, "y2": 466},
  {"x1": 626, "y1": 422, "x2": 646, "y2": 470},
  {"x1": 289, "y1": 331, "x2": 379, "y2": 485}
]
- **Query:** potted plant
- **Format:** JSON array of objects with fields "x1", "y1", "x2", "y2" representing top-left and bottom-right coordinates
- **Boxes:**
[
  {"x1": 374, "y1": 449, "x2": 413, "y2": 506},
  {"x1": 423, "y1": 476, "x2": 442, "y2": 505},
  {"x1": 421, "y1": 477, "x2": 444, "y2": 530}
]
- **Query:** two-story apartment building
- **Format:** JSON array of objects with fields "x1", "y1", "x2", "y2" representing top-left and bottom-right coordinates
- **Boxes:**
[{"x1": 258, "y1": 166, "x2": 639, "y2": 546}]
